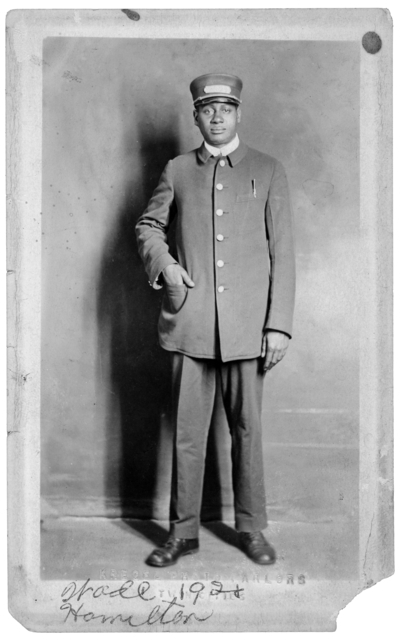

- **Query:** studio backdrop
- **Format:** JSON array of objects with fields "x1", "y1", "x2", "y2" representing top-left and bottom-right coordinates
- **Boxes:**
[{"x1": 41, "y1": 38, "x2": 360, "y2": 574}]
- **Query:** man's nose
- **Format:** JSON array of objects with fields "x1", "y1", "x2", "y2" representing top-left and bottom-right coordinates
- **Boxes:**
[{"x1": 211, "y1": 111, "x2": 224, "y2": 122}]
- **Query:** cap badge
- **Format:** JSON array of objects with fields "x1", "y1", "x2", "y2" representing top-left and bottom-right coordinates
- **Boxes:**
[{"x1": 203, "y1": 85, "x2": 232, "y2": 94}]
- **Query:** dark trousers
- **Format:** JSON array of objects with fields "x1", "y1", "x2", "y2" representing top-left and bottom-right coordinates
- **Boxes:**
[{"x1": 169, "y1": 353, "x2": 268, "y2": 538}]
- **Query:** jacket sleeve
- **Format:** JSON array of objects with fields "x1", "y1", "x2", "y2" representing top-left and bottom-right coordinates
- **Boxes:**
[
  {"x1": 264, "y1": 159, "x2": 296, "y2": 337},
  {"x1": 135, "y1": 160, "x2": 178, "y2": 289}
]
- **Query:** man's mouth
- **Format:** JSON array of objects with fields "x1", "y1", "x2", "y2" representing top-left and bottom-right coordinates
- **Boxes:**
[{"x1": 210, "y1": 128, "x2": 225, "y2": 133}]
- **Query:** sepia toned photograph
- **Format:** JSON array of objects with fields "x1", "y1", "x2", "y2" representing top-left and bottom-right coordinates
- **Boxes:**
[{"x1": 7, "y1": 9, "x2": 393, "y2": 632}]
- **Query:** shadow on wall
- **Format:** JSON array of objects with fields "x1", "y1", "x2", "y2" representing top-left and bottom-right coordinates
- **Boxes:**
[{"x1": 96, "y1": 112, "x2": 228, "y2": 524}]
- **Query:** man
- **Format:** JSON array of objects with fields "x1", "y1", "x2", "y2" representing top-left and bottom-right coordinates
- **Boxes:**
[{"x1": 135, "y1": 73, "x2": 295, "y2": 567}]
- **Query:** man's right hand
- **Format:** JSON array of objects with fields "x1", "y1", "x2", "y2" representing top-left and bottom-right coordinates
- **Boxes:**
[{"x1": 163, "y1": 264, "x2": 195, "y2": 287}]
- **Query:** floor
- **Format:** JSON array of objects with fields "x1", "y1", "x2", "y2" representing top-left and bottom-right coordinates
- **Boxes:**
[
  {"x1": 41, "y1": 411, "x2": 359, "y2": 585},
  {"x1": 41, "y1": 515, "x2": 358, "y2": 583}
]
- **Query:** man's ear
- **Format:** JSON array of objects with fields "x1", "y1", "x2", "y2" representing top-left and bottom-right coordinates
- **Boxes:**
[
  {"x1": 237, "y1": 107, "x2": 242, "y2": 123},
  {"x1": 193, "y1": 109, "x2": 199, "y2": 128}
]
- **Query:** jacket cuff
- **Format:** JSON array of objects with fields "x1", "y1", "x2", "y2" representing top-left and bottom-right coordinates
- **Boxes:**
[
  {"x1": 264, "y1": 312, "x2": 293, "y2": 339},
  {"x1": 264, "y1": 328, "x2": 292, "y2": 340},
  {"x1": 148, "y1": 253, "x2": 178, "y2": 290}
]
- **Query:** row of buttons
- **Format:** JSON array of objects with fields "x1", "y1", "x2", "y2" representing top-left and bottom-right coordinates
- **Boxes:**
[{"x1": 216, "y1": 162, "x2": 226, "y2": 292}]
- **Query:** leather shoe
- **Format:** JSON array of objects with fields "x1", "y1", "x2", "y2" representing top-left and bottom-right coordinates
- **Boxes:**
[
  {"x1": 238, "y1": 531, "x2": 276, "y2": 565},
  {"x1": 145, "y1": 537, "x2": 199, "y2": 567}
]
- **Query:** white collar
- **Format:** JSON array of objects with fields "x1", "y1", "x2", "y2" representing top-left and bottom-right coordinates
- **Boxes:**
[{"x1": 204, "y1": 134, "x2": 240, "y2": 157}]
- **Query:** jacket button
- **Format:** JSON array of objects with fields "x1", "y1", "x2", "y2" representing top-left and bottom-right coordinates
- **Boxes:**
[
  {"x1": 217, "y1": 260, "x2": 224, "y2": 267},
  {"x1": 216, "y1": 209, "x2": 223, "y2": 216},
  {"x1": 216, "y1": 183, "x2": 223, "y2": 190},
  {"x1": 216, "y1": 234, "x2": 224, "y2": 241},
  {"x1": 218, "y1": 285, "x2": 225, "y2": 293},
  {"x1": 219, "y1": 159, "x2": 225, "y2": 167}
]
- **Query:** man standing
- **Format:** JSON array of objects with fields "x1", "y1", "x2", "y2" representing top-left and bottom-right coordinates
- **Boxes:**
[{"x1": 135, "y1": 73, "x2": 295, "y2": 567}]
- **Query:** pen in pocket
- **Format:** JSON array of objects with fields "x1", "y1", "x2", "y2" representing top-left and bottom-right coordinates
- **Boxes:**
[{"x1": 252, "y1": 179, "x2": 256, "y2": 198}]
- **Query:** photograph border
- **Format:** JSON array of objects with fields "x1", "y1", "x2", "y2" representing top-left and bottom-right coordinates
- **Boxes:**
[{"x1": 6, "y1": 8, "x2": 393, "y2": 632}]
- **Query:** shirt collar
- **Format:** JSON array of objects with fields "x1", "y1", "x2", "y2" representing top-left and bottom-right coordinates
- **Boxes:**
[
  {"x1": 197, "y1": 136, "x2": 248, "y2": 167},
  {"x1": 204, "y1": 133, "x2": 240, "y2": 157}
]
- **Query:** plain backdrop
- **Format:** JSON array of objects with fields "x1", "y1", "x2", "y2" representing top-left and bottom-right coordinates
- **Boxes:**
[{"x1": 40, "y1": 38, "x2": 360, "y2": 542}]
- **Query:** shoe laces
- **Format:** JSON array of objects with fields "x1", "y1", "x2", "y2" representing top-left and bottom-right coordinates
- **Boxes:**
[
  {"x1": 164, "y1": 537, "x2": 179, "y2": 548},
  {"x1": 242, "y1": 531, "x2": 265, "y2": 545}
]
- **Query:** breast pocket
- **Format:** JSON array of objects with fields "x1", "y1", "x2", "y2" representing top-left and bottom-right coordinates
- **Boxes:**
[
  {"x1": 236, "y1": 194, "x2": 267, "y2": 203},
  {"x1": 236, "y1": 194, "x2": 254, "y2": 203},
  {"x1": 234, "y1": 195, "x2": 267, "y2": 238},
  {"x1": 164, "y1": 283, "x2": 188, "y2": 313}
]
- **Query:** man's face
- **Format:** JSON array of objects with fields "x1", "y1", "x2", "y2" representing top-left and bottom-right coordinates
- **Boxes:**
[{"x1": 194, "y1": 101, "x2": 241, "y2": 148}]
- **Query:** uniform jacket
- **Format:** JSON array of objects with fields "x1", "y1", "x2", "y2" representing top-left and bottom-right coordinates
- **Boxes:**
[{"x1": 135, "y1": 140, "x2": 295, "y2": 362}]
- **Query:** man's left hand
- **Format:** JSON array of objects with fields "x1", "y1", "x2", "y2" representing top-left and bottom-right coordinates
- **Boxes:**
[{"x1": 261, "y1": 331, "x2": 289, "y2": 372}]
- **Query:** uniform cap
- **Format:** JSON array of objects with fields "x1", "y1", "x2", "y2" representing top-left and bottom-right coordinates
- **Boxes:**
[{"x1": 190, "y1": 73, "x2": 243, "y2": 107}]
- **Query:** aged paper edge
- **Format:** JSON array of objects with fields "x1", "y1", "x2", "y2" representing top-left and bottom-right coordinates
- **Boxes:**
[{"x1": 6, "y1": 8, "x2": 393, "y2": 632}]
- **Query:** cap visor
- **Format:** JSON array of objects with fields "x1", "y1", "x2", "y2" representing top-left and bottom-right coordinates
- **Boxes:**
[{"x1": 194, "y1": 95, "x2": 240, "y2": 106}]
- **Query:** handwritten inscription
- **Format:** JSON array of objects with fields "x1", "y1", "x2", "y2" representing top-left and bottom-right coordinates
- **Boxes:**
[
  {"x1": 61, "y1": 598, "x2": 212, "y2": 627},
  {"x1": 60, "y1": 579, "x2": 245, "y2": 627}
]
